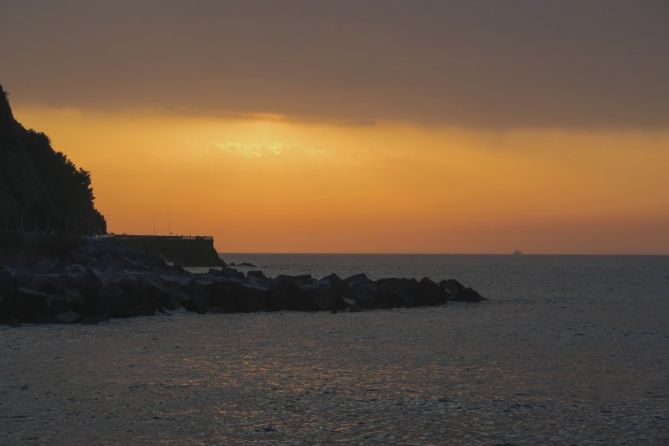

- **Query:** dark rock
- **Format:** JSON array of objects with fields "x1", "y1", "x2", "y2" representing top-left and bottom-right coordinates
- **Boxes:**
[
  {"x1": 0, "y1": 267, "x2": 13, "y2": 287},
  {"x1": 4, "y1": 287, "x2": 50, "y2": 323},
  {"x1": 440, "y1": 279, "x2": 485, "y2": 302},
  {"x1": 11, "y1": 269, "x2": 35, "y2": 288},
  {"x1": 79, "y1": 269, "x2": 104, "y2": 296},
  {"x1": 32, "y1": 258, "x2": 60, "y2": 274},
  {"x1": 0, "y1": 286, "x2": 16, "y2": 324},
  {"x1": 268, "y1": 275, "x2": 312, "y2": 311},
  {"x1": 209, "y1": 267, "x2": 245, "y2": 282},
  {"x1": 99, "y1": 278, "x2": 164, "y2": 318},
  {"x1": 274, "y1": 274, "x2": 314, "y2": 289},
  {"x1": 204, "y1": 280, "x2": 270, "y2": 313},
  {"x1": 374, "y1": 278, "x2": 419, "y2": 308},
  {"x1": 246, "y1": 270, "x2": 271, "y2": 289},
  {"x1": 304, "y1": 286, "x2": 347, "y2": 312},
  {"x1": 345, "y1": 273, "x2": 373, "y2": 288},
  {"x1": 178, "y1": 281, "x2": 209, "y2": 314},
  {"x1": 318, "y1": 273, "x2": 351, "y2": 297},
  {"x1": 341, "y1": 297, "x2": 361, "y2": 312},
  {"x1": 55, "y1": 311, "x2": 82, "y2": 324},
  {"x1": 27, "y1": 275, "x2": 58, "y2": 294},
  {"x1": 416, "y1": 277, "x2": 449, "y2": 306}
]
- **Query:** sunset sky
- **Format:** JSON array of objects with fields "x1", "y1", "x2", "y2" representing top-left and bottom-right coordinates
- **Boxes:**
[{"x1": 2, "y1": 1, "x2": 668, "y2": 253}]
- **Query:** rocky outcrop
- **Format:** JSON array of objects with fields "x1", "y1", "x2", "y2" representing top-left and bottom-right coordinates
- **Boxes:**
[
  {"x1": 0, "y1": 85, "x2": 106, "y2": 234},
  {"x1": 0, "y1": 242, "x2": 485, "y2": 325}
]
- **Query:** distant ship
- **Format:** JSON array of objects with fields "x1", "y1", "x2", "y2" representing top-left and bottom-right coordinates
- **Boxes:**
[{"x1": 513, "y1": 250, "x2": 524, "y2": 256}]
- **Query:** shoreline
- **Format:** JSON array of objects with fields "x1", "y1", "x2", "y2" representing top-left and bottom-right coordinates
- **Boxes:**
[{"x1": 0, "y1": 237, "x2": 484, "y2": 326}]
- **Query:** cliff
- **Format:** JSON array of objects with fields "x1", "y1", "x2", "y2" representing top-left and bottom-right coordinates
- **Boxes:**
[{"x1": 0, "y1": 85, "x2": 106, "y2": 234}]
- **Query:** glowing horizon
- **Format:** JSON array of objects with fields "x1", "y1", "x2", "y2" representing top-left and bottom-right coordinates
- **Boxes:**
[
  {"x1": 3, "y1": 1, "x2": 668, "y2": 254},
  {"x1": 10, "y1": 104, "x2": 669, "y2": 254}
]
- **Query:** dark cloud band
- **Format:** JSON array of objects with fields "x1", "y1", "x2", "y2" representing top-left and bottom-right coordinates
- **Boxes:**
[{"x1": 2, "y1": 0, "x2": 667, "y2": 128}]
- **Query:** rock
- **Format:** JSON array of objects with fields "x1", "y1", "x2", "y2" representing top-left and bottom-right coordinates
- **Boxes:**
[
  {"x1": 99, "y1": 278, "x2": 162, "y2": 318},
  {"x1": 79, "y1": 269, "x2": 104, "y2": 296},
  {"x1": 0, "y1": 286, "x2": 15, "y2": 324},
  {"x1": 416, "y1": 277, "x2": 449, "y2": 306},
  {"x1": 32, "y1": 258, "x2": 60, "y2": 274},
  {"x1": 11, "y1": 269, "x2": 35, "y2": 288},
  {"x1": 178, "y1": 281, "x2": 209, "y2": 314},
  {"x1": 27, "y1": 275, "x2": 58, "y2": 294},
  {"x1": 318, "y1": 273, "x2": 351, "y2": 297},
  {"x1": 209, "y1": 267, "x2": 245, "y2": 281},
  {"x1": 374, "y1": 278, "x2": 419, "y2": 308},
  {"x1": 0, "y1": 233, "x2": 487, "y2": 323},
  {"x1": 4, "y1": 287, "x2": 49, "y2": 323},
  {"x1": 440, "y1": 279, "x2": 485, "y2": 302},
  {"x1": 345, "y1": 273, "x2": 373, "y2": 289},
  {"x1": 81, "y1": 312, "x2": 109, "y2": 325},
  {"x1": 204, "y1": 280, "x2": 270, "y2": 313},
  {"x1": 246, "y1": 270, "x2": 271, "y2": 289},
  {"x1": 55, "y1": 310, "x2": 82, "y2": 324},
  {"x1": 341, "y1": 297, "x2": 361, "y2": 312},
  {"x1": 268, "y1": 275, "x2": 312, "y2": 311},
  {"x1": 274, "y1": 274, "x2": 314, "y2": 289},
  {"x1": 304, "y1": 286, "x2": 347, "y2": 312},
  {"x1": 0, "y1": 267, "x2": 13, "y2": 287}
]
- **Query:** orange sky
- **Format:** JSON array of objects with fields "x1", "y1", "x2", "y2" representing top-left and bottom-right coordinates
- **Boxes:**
[
  {"x1": 12, "y1": 106, "x2": 669, "y2": 254},
  {"x1": 4, "y1": 2, "x2": 669, "y2": 253}
]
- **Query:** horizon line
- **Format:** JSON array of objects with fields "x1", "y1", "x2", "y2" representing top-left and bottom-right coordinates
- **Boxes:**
[{"x1": 218, "y1": 252, "x2": 669, "y2": 256}]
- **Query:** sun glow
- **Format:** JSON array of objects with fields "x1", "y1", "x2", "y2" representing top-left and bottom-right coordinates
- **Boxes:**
[{"x1": 12, "y1": 106, "x2": 669, "y2": 254}]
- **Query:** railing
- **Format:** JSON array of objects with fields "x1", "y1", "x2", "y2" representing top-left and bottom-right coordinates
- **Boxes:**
[{"x1": 108, "y1": 234, "x2": 214, "y2": 241}]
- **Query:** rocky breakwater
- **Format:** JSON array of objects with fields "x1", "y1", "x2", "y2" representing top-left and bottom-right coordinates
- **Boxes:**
[{"x1": 0, "y1": 242, "x2": 485, "y2": 325}]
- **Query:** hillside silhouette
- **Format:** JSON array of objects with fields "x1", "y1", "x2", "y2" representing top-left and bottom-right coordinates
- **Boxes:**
[{"x1": 0, "y1": 85, "x2": 106, "y2": 234}]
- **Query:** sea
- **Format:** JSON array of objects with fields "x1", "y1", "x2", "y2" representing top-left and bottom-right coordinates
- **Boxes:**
[{"x1": 1, "y1": 254, "x2": 668, "y2": 445}]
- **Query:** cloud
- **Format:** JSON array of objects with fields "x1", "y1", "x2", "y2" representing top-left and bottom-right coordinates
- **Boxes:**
[
  {"x1": 206, "y1": 141, "x2": 286, "y2": 158},
  {"x1": 1, "y1": 0, "x2": 668, "y2": 129}
]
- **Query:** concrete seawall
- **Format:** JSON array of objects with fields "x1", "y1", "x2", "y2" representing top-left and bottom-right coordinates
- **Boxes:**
[
  {"x1": 0, "y1": 233, "x2": 223, "y2": 267},
  {"x1": 107, "y1": 235, "x2": 223, "y2": 267}
]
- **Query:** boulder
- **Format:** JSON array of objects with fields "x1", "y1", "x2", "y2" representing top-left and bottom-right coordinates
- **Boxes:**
[
  {"x1": 345, "y1": 273, "x2": 373, "y2": 289},
  {"x1": 55, "y1": 310, "x2": 82, "y2": 324},
  {"x1": 11, "y1": 269, "x2": 35, "y2": 288},
  {"x1": 344, "y1": 273, "x2": 378, "y2": 308},
  {"x1": 318, "y1": 273, "x2": 351, "y2": 297},
  {"x1": 416, "y1": 277, "x2": 449, "y2": 306},
  {"x1": 204, "y1": 280, "x2": 270, "y2": 313},
  {"x1": 268, "y1": 275, "x2": 313, "y2": 311},
  {"x1": 32, "y1": 296, "x2": 77, "y2": 324},
  {"x1": 246, "y1": 270, "x2": 271, "y2": 289},
  {"x1": 440, "y1": 279, "x2": 485, "y2": 302},
  {"x1": 304, "y1": 286, "x2": 347, "y2": 312},
  {"x1": 274, "y1": 274, "x2": 314, "y2": 289},
  {"x1": 3, "y1": 287, "x2": 50, "y2": 323},
  {"x1": 178, "y1": 280, "x2": 209, "y2": 314},
  {"x1": 79, "y1": 269, "x2": 104, "y2": 296},
  {"x1": 374, "y1": 278, "x2": 419, "y2": 308},
  {"x1": 32, "y1": 258, "x2": 61, "y2": 274},
  {"x1": 209, "y1": 267, "x2": 245, "y2": 282},
  {"x1": 27, "y1": 275, "x2": 58, "y2": 294},
  {"x1": 0, "y1": 267, "x2": 13, "y2": 287},
  {"x1": 99, "y1": 278, "x2": 168, "y2": 318},
  {"x1": 0, "y1": 286, "x2": 16, "y2": 324}
]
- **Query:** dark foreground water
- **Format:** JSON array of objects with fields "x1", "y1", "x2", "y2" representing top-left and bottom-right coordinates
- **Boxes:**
[{"x1": 1, "y1": 254, "x2": 668, "y2": 445}]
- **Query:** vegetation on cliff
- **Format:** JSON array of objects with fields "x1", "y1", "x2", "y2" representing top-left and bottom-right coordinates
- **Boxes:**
[{"x1": 0, "y1": 85, "x2": 106, "y2": 234}]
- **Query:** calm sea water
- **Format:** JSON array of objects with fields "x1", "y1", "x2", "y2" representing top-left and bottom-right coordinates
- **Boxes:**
[
  {"x1": 223, "y1": 253, "x2": 669, "y2": 304},
  {"x1": 2, "y1": 254, "x2": 668, "y2": 445}
]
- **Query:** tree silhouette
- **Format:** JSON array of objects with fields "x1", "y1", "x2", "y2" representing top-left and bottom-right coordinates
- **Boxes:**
[{"x1": 0, "y1": 85, "x2": 107, "y2": 234}]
